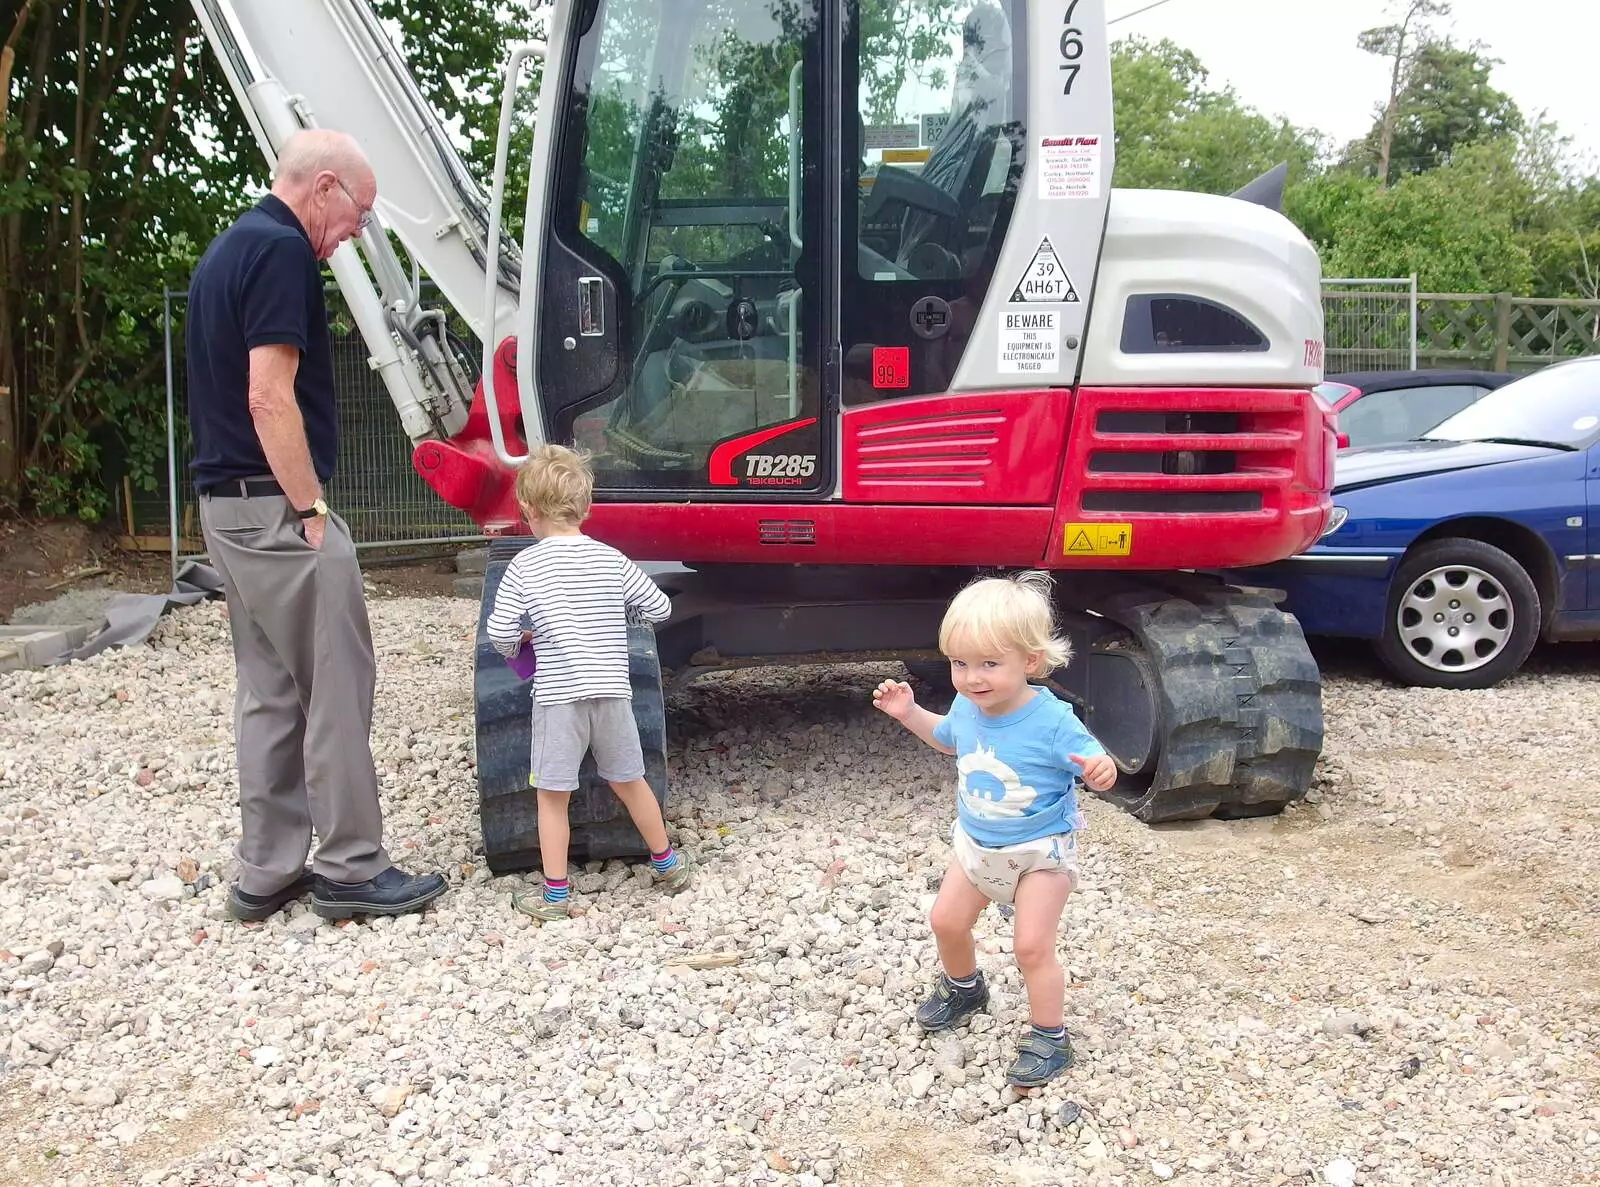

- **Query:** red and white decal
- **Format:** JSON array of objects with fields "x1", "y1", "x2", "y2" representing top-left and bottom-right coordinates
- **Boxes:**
[{"x1": 707, "y1": 418, "x2": 819, "y2": 487}]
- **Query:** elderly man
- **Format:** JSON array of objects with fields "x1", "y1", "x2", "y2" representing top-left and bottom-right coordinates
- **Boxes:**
[{"x1": 187, "y1": 128, "x2": 446, "y2": 921}]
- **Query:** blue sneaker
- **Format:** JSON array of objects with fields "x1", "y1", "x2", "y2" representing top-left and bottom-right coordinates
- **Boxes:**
[
  {"x1": 915, "y1": 972, "x2": 989, "y2": 1031},
  {"x1": 1005, "y1": 1026, "x2": 1075, "y2": 1088}
]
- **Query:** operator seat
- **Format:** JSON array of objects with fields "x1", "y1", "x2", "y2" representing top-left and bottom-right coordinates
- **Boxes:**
[{"x1": 895, "y1": 2, "x2": 1014, "y2": 277}]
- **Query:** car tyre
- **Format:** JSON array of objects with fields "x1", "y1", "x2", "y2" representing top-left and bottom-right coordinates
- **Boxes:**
[{"x1": 1373, "y1": 537, "x2": 1541, "y2": 690}]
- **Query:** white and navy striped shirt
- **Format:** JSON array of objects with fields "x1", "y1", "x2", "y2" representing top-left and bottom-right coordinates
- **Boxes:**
[{"x1": 486, "y1": 534, "x2": 672, "y2": 705}]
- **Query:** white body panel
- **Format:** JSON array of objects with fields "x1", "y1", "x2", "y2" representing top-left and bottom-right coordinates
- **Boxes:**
[
  {"x1": 947, "y1": 0, "x2": 1116, "y2": 392},
  {"x1": 1079, "y1": 187, "x2": 1324, "y2": 388}
]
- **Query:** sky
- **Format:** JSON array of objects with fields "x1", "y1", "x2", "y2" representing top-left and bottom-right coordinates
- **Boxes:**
[{"x1": 1110, "y1": 0, "x2": 1600, "y2": 169}]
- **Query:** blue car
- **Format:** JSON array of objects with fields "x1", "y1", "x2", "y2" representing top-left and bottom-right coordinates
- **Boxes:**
[{"x1": 1223, "y1": 356, "x2": 1600, "y2": 689}]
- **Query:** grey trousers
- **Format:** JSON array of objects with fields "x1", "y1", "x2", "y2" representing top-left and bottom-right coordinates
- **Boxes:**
[{"x1": 199, "y1": 482, "x2": 391, "y2": 893}]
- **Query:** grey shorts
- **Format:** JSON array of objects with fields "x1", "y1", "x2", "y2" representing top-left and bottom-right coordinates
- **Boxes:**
[{"x1": 530, "y1": 697, "x2": 644, "y2": 792}]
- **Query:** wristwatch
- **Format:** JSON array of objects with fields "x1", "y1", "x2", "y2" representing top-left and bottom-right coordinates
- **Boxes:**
[{"x1": 297, "y1": 497, "x2": 329, "y2": 520}]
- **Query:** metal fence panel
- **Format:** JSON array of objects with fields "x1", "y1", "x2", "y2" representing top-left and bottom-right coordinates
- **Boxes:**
[
  {"x1": 166, "y1": 286, "x2": 484, "y2": 565},
  {"x1": 1321, "y1": 277, "x2": 1419, "y2": 374}
]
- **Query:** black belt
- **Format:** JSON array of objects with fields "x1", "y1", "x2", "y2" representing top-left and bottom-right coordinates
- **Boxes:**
[{"x1": 201, "y1": 477, "x2": 284, "y2": 498}]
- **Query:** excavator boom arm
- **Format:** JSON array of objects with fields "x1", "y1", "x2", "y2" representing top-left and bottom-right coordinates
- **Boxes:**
[{"x1": 186, "y1": 0, "x2": 535, "y2": 442}]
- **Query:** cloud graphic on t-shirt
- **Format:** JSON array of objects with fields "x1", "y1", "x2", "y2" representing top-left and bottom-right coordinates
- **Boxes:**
[{"x1": 957, "y1": 744, "x2": 1037, "y2": 819}]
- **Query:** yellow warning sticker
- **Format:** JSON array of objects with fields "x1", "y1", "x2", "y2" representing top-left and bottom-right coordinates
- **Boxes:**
[{"x1": 1062, "y1": 522, "x2": 1133, "y2": 556}]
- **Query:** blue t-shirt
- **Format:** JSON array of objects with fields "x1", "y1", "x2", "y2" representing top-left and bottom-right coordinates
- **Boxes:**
[{"x1": 931, "y1": 687, "x2": 1107, "y2": 848}]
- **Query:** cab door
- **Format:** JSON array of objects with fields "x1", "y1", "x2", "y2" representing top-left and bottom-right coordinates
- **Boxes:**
[
  {"x1": 531, "y1": 0, "x2": 831, "y2": 499},
  {"x1": 835, "y1": 0, "x2": 1115, "y2": 508}
]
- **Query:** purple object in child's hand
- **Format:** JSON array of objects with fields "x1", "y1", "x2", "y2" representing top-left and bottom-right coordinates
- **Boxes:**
[{"x1": 505, "y1": 641, "x2": 537, "y2": 681}]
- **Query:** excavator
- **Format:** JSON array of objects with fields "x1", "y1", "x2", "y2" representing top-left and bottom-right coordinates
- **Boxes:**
[{"x1": 188, "y1": 0, "x2": 1336, "y2": 872}]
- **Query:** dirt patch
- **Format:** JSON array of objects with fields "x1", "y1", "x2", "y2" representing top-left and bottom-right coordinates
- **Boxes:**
[
  {"x1": 0, "y1": 516, "x2": 477, "y2": 627},
  {"x1": 360, "y1": 549, "x2": 475, "y2": 600},
  {"x1": 0, "y1": 517, "x2": 170, "y2": 623},
  {"x1": 0, "y1": 1084, "x2": 244, "y2": 1186},
  {"x1": 831, "y1": 1108, "x2": 1052, "y2": 1187}
]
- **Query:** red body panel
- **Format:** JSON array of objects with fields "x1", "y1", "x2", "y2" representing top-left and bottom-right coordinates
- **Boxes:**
[
  {"x1": 412, "y1": 341, "x2": 1334, "y2": 569},
  {"x1": 1047, "y1": 386, "x2": 1333, "y2": 569},
  {"x1": 412, "y1": 339, "x2": 528, "y2": 533},
  {"x1": 840, "y1": 390, "x2": 1070, "y2": 504},
  {"x1": 583, "y1": 503, "x2": 1059, "y2": 565}
]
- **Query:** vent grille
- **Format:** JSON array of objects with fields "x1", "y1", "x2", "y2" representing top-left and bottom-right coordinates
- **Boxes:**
[
  {"x1": 758, "y1": 519, "x2": 816, "y2": 545},
  {"x1": 850, "y1": 408, "x2": 1006, "y2": 488},
  {"x1": 1080, "y1": 490, "x2": 1262, "y2": 513},
  {"x1": 1071, "y1": 389, "x2": 1316, "y2": 519}
]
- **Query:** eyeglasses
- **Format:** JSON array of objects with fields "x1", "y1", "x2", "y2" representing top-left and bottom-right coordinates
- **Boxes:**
[{"x1": 336, "y1": 178, "x2": 375, "y2": 232}]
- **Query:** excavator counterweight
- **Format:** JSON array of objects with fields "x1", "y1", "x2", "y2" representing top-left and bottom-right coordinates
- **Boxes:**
[{"x1": 190, "y1": 0, "x2": 1334, "y2": 870}]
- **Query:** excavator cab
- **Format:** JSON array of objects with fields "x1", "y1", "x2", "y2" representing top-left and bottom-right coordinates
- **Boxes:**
[{"x1": 525, "y1": 0, "x2": 1058, "y2": 497}]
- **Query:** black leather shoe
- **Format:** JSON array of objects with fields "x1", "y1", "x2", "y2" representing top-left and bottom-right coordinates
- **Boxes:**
[
  {"x1": 227, "y1": 868, "x2": 315, "y2": 922},
  {"x1": 310, "y1": 866, "x2": 448, "y2": 919}
]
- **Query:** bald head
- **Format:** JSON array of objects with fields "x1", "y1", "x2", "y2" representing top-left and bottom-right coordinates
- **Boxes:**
[{"x1": 270, "y1": 129, "x2": 377, "y2": 260}]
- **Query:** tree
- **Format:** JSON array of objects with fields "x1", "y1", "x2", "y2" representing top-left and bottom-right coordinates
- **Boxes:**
[
  {"x1": 1314, "y1": 140, "x2": 1536, "y2": 294},
  {"x1": 0, "y1": 0, "x2": 263, "y2": 518},
  {"x1": 0, "y1": 0, "x2": 542, "y2": 518},
  {"x1": 1355, "y1": 0, "x2": 1451, "y2": 187},
  {"x1": 1380, "y1": 42, "x2": 1522, "y2": 179},
  {"x1": 370, "y1": 2, "x2": 543, "y2": 243},
  {"x1": 1514, "y1": 119, "x2": 1600, "y2": 300},
  {"x1": 1109, "y1": 36, "x2": 1321, "y2": 195}
]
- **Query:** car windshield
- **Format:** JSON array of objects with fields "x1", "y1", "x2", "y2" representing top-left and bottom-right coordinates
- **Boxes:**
[{"x1": 1420, "y1": 362, "x2": 1600, "y2": 448}]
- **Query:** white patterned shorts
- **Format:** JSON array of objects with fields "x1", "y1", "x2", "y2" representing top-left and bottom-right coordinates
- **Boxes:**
[{"x1": 950, "y1": 821, "x2": 1080, "y2": 905}]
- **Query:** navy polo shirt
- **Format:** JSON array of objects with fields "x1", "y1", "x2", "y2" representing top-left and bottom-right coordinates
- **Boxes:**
[{"x1": 186, "y1": 194, "x2": 338, "y2": 492}]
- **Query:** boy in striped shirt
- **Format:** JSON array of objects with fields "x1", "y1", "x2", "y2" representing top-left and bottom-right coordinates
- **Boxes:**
[{"x1": 486, "y1": 444, "x2": 690, "y2": 921}]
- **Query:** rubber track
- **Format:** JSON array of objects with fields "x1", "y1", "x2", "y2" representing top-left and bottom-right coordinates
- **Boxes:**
[
  {"x1": 1087, "y1": 577, "x2": 1323, "y2": 823},
  {"x1": 475, "y1": 537, "x2": 670, "y2": 874},
  {"x1": 1196, "y1": 584, "x2": 1323, "y2": 817}
]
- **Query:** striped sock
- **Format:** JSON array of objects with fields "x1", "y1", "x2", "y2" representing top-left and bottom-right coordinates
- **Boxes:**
[
  {"x1": 1033, "y1": 1022, "x2": 1067, "y2": 1041},
  {"x1": 947, "y1": 971, "x2": 981, "y2": 990},
  {"x1": 649, "y1": 847, "x2": 679, "y2": 874},
  {"x1": 542, "y1": 877, "x2": 569, "y2": 904}
]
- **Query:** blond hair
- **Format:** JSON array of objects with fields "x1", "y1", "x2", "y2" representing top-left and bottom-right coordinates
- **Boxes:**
[
  {"x1": 514, "y1": 443, "x2": 594, "y2": 526},
  {"x1": 938, "y1": 570, "x2": 1072, "y2": 675}
]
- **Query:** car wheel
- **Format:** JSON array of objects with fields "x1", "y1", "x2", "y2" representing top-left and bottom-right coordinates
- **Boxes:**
[{"x1": 1373, "y1": 538, "x2": 1541, "y2": 689}]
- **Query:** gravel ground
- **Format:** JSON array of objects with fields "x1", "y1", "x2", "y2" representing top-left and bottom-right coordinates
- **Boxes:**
[{"x1": 1, "y1": 597, "x2": 1597, "y2": 1187}]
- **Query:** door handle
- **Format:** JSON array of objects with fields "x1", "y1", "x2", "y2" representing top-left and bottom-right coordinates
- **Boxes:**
[{"x1": 578, "y1": 276, "x2": 605, "y2": 337}]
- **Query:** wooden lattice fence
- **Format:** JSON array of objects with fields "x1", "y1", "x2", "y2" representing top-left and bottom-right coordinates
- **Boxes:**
[{"x1": 1414, "y1": 294, "x2": 1600, "y2": 373}]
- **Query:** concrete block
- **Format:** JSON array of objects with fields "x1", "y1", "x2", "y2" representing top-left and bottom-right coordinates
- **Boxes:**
[
  {"x1": 0, "y1": 624, "x2": 93, "y2": 672},
  {"x1": 455, "y1": 548, "x2": 489, "y2": 576},
  {"x1": 452, "y1": 576, "x2": 485, "y2": 600}
]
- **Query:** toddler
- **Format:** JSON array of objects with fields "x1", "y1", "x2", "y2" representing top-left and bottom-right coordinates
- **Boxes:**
[
  {"x1": 872, "y1": 570, "x2": 1116, "y2": 1087},
  {"x1": 487, "y1": 444, "x2": 691, "y2": 921}
]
